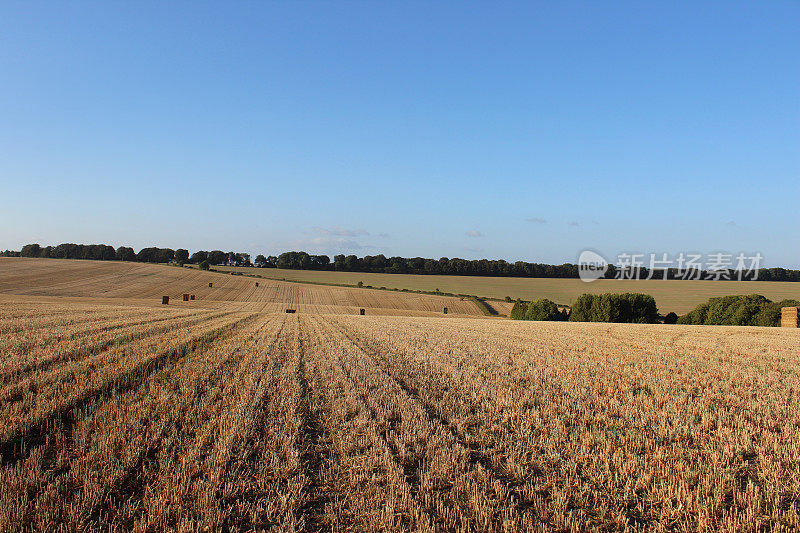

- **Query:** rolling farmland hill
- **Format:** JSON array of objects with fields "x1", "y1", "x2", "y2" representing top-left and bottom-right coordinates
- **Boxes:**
[
  {"x1": 211, "y1": 265, "x2": 800, "y2": 315},
  {"x1": 0, "y1": 258, "x2": 486, "y2": 317}
]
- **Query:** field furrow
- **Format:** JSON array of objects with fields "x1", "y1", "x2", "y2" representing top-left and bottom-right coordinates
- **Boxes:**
[{"x1": 0, "y1": 312, "x2": 255, "y2": 464}]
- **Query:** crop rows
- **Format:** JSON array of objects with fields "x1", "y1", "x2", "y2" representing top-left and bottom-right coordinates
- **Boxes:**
[
  {"x1": 0, "y1": 258, "x2": 487, "y2": 317},
  {"x1": 2, "y1": 304, "x2": 798, "y2": 531}
]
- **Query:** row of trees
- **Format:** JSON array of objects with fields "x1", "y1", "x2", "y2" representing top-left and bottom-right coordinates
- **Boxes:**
[
  {"x1": 187, "y1": 250, "x2": 259, "y2": 267},
  {"x1": 511, "y1": 293, "x2": 660, "y2": 324},
  {"x1": 11, "y1": 243, "x2": 189, "y2": 264},
  {"x1": 5, "y1": 243, "x2": 256, "y2": 267},
  {"x1": 3, "y1": 244, "x2": 799, "y2": 282},
  {"x1": 273, "y1": 252, "x2": 799, "y2": 281},
  {"x1": 678, "y1": 295, "x2": 800, "y2": 327}
]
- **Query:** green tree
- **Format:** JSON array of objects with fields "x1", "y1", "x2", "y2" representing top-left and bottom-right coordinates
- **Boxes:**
[
  {"x1": 663, "y1": 312, "x2": 678, "y2": 324},
  {"x1": 569, "y1": 293, "x2": 658, "y2": 323},
  {"x1": 679, "y1": 295, "x2": 800, "y2": 327},
  {"x1": 115, "y1": 246, "x2": 136, "y2": 262},
  {"x1": 510, "y1": 300, "x2": 528, "y2": 320},
  {"x1": 208, "y1": 250, "x2": 226, "y2": 265},
  {"x1": 20, "y1": 244, "x2": 41, "y2": 257},
  {"x1": 525, "y1": 299, "x2": 565, "y2": 321},
  {"x1": 189, "y1": 250, "x2": 208, "y2": 264}
]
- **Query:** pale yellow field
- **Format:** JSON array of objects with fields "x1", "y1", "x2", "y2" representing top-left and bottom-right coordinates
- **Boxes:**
[
  {"x1": 2, "y1": 259, "x2": 799, "y2": 531},
  {"x1": 0, "y1": 258, "x2": 485, "y2": 317},
  {"x1": 213, "y1": 265, "x2": 800, "y2": 315}
]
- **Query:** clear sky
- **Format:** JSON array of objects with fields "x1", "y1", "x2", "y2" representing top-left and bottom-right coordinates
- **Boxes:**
[{"x1": 1, "y1": 1, "x2": 798, "y2": 267}]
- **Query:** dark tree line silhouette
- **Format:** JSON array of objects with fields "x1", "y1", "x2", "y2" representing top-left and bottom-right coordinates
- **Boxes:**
[{"x1": 3, "y1": 244, "x2": 798, "y2": 281}]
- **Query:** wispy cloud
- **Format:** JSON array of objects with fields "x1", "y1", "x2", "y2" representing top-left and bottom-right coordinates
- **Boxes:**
[
  {"x1": 293, "y1": 236, "x2": 369, "y2": 252},
  {"x1": 526, "y1": 217, "x2": 547, "y2": 224},
  {"x1": 377, "y1": 232, "x2": 390, "y2": 238},
  {"x1": 568, "y1": 221, "x2": 580, "y2": 227},
  {"x1": 313, "y1": 226, "x2": 369, "y2": 237},
  {"x1": 465, "y1": 230, "x2": 483, "y2": 237},
  {"x1": 726, "y1": 220, "x2": 737, "y2": 227}
]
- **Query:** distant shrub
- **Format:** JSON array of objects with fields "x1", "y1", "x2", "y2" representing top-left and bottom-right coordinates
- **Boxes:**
[
  {"x1": 357, "y1": 281, "x2": 363, "y2": 288},
  {"x1": 199, "y1": 260, "x2": 210, "y2": 271},
  {"x1": 505, "y1": 296, "x2": 512, "y2": 302},
  {"x1": 663, "y1": 312, "x2": 678, "y2": 324},
  {"x1": 510, "y1": 299, "x2": 528, "y2": 320},
  {"x1": 524, "y1": 299, "x2": 566, "y2": 321},
  {"x1": 678, "y1": 295, "x2": 800, "y2": 327},
  {"x1": 568, "y1": 293, "x2": 659, "y2": 324}
]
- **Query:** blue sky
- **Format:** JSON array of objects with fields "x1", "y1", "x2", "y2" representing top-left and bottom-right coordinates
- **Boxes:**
[{"x1": 1, "y1": 1, "x2": 798, "y2": 267}]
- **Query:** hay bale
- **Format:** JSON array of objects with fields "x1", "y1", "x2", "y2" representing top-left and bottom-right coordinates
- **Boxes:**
[
  {"x1": 781, "y1": 307, "x2": 800, "y2": 328},
  {"x1": 162, "y1": 296, "x2": 169, "y2": 305}
]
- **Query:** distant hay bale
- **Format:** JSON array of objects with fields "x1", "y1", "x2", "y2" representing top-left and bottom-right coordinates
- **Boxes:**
[
  {"x1": 162, "y1": 296, "x2": 169, "y2": 305},
  {"x1": 443, "y1": 307, "x2": 448, "y2": 314},
  {"x1": 781, "y1": 307, "x2": 799, "y2": 328},
  {"x1": 255, "y1": 282, "x2": 259, "y2": 287},
  {"x1": 208, "y1": 282, "x2": 213, "y2": 288},
  {"x1": 360, "y1": 308, "x2": 365, "y2": 315},
  {"x1": 286, "y1": 309, "x2": 296, "y2": 314},
  {"x1": 182, "y1": 294, "x2": 189, "y2": 301},
  {"x1": 190, "y1": 295, "x2": 195, "y2": 300}
]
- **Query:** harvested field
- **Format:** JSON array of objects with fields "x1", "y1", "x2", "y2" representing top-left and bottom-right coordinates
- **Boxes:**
[
  {"x1": 1, "y1": 297, "x2": 798, "y2": 531},
  {"x1": 212, "y1": 265, "x2": 800, "y2": 315},
  {"x1": 0, "y1": 258, "x2": 484, "y2": 317}
]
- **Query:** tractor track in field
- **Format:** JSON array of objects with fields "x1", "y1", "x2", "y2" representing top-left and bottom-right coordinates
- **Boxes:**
[
  {"x1": 217, "y1": 317, "x2": 295, "y2": 532},
  {"x1": 321, "y1": 317, "x2": 546, "y2": 516},
  {"x1": 308, "y1": 316, "x2": 448, "y2": 531},
  {"x1": 87, "y1": 316, "x2": 278, "y2": 531},
  {"x1": 295, "y1": 316, "x2": 331, "y2": 533},
  {"x1": 0, "y1": 313, "x2": 257, "y2": 468},
  {"x1": 1, "y1": 310, "x2": 225, "y2": 388}
]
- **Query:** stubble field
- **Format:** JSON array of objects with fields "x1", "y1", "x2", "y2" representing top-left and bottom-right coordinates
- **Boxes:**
[
  {"x1": 210, "y1": 265, "x2": 800, "y2": 315},
  {"x1": 1, "y1": 292, "x2": 798, "y2": 531}
]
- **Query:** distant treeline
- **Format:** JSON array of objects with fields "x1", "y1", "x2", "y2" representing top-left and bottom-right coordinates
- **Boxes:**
[
  {"x1": 2, "y1": 244, "x2": 799, "y2": 282},
  {"x1": 3, "y1": 243, "x2": 258, "y2": 267},
  {"x1": 271, "y1": 252, "x2": 800, "y2": 281},
  {"x1": 511, "y1": 293, "x2": 798, "y2": 327}
]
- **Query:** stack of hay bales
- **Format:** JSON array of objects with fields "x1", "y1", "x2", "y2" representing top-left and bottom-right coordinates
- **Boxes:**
[{"x1": 781, "y1": 307, "x2": 799, "y2": 328}]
